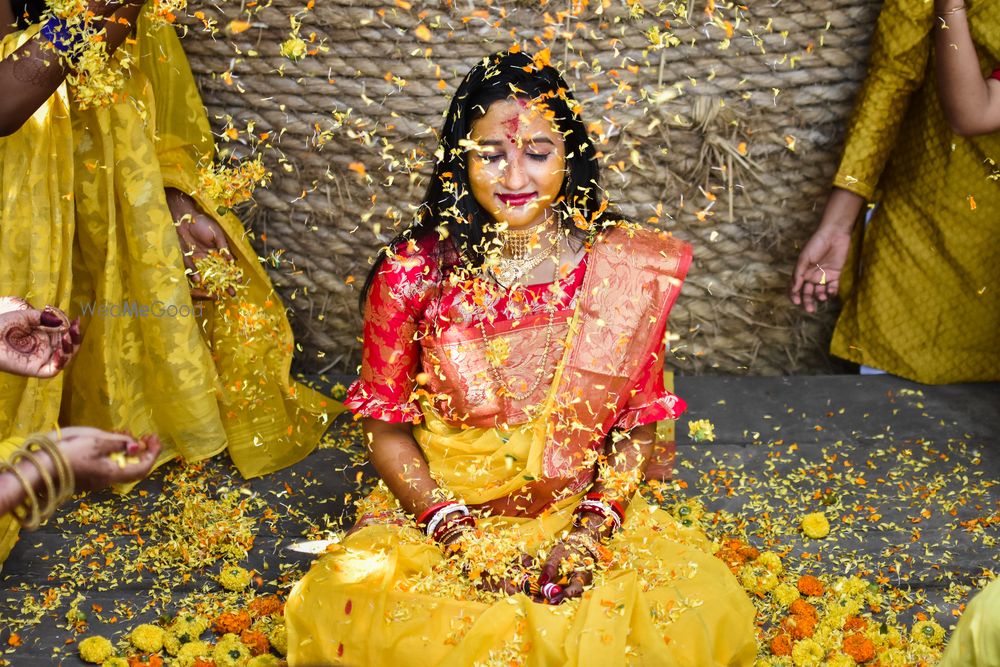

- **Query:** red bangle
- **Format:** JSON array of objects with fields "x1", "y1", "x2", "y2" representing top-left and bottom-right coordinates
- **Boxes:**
[
  {"x1": 416, "y1": 501, "x2": 452, "y2": 527},
  {"x1": 585, "y1": 493, "x2": 626, "y2": 523},
  {"x1": 608, "y1": 499, "x2": 626, "y2": 523}
]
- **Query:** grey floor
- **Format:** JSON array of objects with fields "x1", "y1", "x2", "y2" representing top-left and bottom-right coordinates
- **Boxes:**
[{"x1": 0, "y1": 375, "x2": 997, "y2": 665}]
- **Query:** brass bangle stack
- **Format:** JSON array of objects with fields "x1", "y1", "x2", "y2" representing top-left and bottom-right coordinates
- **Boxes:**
[{"x1": 0, "y1": 434, "x2": 75, "y2": 530}]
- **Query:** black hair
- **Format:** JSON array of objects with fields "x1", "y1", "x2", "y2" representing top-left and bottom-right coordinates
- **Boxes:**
[
  {"x1": 358, "y1": 50, "x2": 608, "y2": 312},
  {"x1": 9, "y1": 0, "x2": 45, "y2": 29}
]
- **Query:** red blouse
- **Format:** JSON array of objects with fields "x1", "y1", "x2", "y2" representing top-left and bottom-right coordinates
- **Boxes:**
[{"x1": 346, "y1": 234, "x2": 684, "y2": 429}]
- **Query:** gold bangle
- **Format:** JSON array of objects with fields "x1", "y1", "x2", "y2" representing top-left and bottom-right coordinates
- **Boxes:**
[
  {"x1": 24, "y1": 434, "x2": 75, "y2": 504},
  {"x1": 9, "y1": 448, "x2": 57, "y2": 521},
  {"x1": 937, "y1": 4, "x2": 966, "y2": 16},
  {"x1": 0, "y1": 458, "x2": 41, "y2": 530}
]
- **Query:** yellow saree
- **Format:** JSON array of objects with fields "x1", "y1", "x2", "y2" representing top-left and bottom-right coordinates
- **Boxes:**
[
  {"x1": 286, "y1": 228, "x2": 756, "y2": 666},
  {"x1": 62, "y1": 13, "x2": 338, "y2": 478},
  {"x1": 0, "y1": 25, "x2": 75, "y2": 441},
  {"x1": 0, "y1": 14, "x2": 338, "y2": 487}
]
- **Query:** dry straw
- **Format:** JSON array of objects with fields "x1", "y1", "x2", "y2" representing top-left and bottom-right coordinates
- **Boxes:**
[{"x1": 181, "y1": 0, "x2": 882, "y2": 375}]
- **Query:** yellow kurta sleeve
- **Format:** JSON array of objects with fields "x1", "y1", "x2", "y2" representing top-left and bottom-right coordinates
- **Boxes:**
[{"x1": 833, "y1": 1, "x2": 934, "y2": 200}]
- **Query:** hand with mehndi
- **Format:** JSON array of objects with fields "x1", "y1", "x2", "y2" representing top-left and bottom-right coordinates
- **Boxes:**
[
  {"x1": 536, "y1": 529, "x2": 602, "y2": 604},
  {"x1": 52, "y1": 427, "x2": 161, "y2": 491},
  {"x1": 0, "y1": 298, "x2": 81, "y2": 378}
]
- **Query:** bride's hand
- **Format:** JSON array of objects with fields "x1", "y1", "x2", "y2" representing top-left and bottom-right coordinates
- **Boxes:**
[
  {"x1": 536, "y1": 531, "x2": 602, "y2": 604},
  {"x1": 446, "y1": 531, "x2": 534, "y2": 597}
]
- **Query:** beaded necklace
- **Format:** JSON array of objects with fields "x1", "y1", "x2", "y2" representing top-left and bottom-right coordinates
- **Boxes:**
[{"x1": 476, "y1": 239, "x2": 562, "y2": 402}]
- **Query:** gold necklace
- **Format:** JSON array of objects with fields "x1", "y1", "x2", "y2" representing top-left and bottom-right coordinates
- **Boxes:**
[
  {"x1": 493, "y1": 241, "x2": 557, "y2": 286},
  {"x1": 498, "y1": 227, "x2": 539, "y2": 260},
  {"x1": 477, "y1": 250, "x2": 561, "y2": 402}
]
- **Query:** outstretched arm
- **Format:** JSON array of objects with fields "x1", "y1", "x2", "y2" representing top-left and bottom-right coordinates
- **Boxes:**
[
  {"x1": 0, "y1": 428, "x2": 159, "y2": 520},
  {"x1": 0, "y1": 0, "x2": 146, "y2": 136},
  {"x1": 934, "y1": 0, "x2": 1000, "y2": 135}
]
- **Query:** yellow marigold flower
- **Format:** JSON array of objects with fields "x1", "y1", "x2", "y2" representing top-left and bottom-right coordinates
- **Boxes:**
[
  {"x1": 687, "y1": 419, "x2": 716, "y2": 442},
  {"x1": 800, "y1": 512, "x2": 830, "y2": 539},
  {"x1": 790, "y1": 638, "x2": 826, "y2": 666},
  {"x1": 833, "y1": 575, "x2": 868, "y2": 597},
  {"x1": 175, "y1": 640, "x2": 213, "y2": 667},
  {"x1": 876, "y1": 626, "x2": 903, "y2": 648},
  {"x1": 193, "y1": 252, "x2": 245, "y2": 300},
  {"x1": 825, "y1": 655, "x2": 856, "y2": 667},
  {"x1": 129, "y1": 623, "x2": 164, "y2": 653},
  {"x1": 101, "y1": 658, "x2": 129, "y2": 667},
  {"x1": 773, "y1": 582, "x2": 800, "y2": 608},
  {"x1": 911, "y1": 620, "x2": 946, "y2": 646},
  {"x1": 162, "y1": 631, "x2": 181, "y2": 656},
  {"x1": 879, "y1": 647, "x2": 910, "y2": 666},
  {"x1": 280, "y1": 35, "x2": 308, "y2": 61},
  {"x1": 198, "y1": 156, "x2": 271, "y2": 210},
  {"x1": 741, "y1": 565, "x2": 779, "y2": 595},
  {"x1": 214, "y1": 632, "x2": 251, "y2": 666},
  {"x1": 756, "y1": 551, "x2": 783, "y2": 574},
  {"x1": 165, "y1": 614, "x2": 210, "y2": 654},
  {"x1": 218, "y1": 564, "x2": 252, "y2": 591},
  {"x1": 268, "y1": 622, "x2": 288, "y2": 656},
  {"x1": 79, "y1": 636, "x2": 114, "y2": 664}
]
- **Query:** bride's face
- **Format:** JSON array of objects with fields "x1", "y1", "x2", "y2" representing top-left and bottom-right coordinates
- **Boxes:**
[{"x1": 466, "y1": 98, "x2": 567, "y2": 231}]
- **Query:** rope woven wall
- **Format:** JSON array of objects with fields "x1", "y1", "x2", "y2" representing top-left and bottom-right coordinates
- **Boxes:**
[{"x1": 180, "y1": 0, "x2": 883, "y2": 375}]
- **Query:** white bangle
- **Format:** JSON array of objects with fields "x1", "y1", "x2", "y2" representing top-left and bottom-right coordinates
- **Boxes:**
[
  {"x1": 425, "y1": 503, "x2": 469, "y2": 538},
  {"x1": 576, "y1": 499, "x2": 622, "y2": 532}
]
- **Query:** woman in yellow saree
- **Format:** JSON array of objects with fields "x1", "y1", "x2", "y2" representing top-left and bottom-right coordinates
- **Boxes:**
[
  {"x1": 0, "y1": 1, "x2": 333, "y2": 489},
  {"x1": 0, "y1": 300, "x2": 157, "y2": 559},
  {"x1": 285, "y1": 51, "x2": 756, "y2": 666}
]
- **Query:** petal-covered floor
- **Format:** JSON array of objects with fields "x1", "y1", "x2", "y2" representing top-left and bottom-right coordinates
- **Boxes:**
[{"x1": 0, "y1": 375, "x2": 996, "y2": 665}]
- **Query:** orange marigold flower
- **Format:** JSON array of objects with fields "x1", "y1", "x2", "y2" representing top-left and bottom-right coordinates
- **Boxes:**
[
  {"x1": 248, "y1": 595, "x2": 284, "y2": 618},
  {"x1": 797, "y1": 574, "x2": 824, "y2": 597},
  {"x1": 128, "y1": 656, "x2": 165, "y2": 667},
  {"x1": 737, "y1": 544, "x2": 760, "y2": 561},
  {"x1": 789, "y1": 599, "x2": 818, "y2": 620},
  {"x1": 769, "y1": 633, "x2": 793, "y2": 656},
  {"x1": 844, "y1": 615, "x2": 868, "y2": 632},
  {"x1": 843, "y1": 632, "x2": 876, "y2": 663},
  {"x1": 212, "y1": 610, "x2": 252, "y2": 635},
  {"x1": 781, "y1": 613, "x2": 817, "y2": 640},
  {"x1": 191, "y1": 659, "x2": 216, "y2": 667},
  {"x1": 240, "y1": 629, "x2": 270, "y2": 656}
]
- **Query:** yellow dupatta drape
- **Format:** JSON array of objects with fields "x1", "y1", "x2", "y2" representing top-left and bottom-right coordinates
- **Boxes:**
[
  {"x1": 286, "y1": 229, "x2": 756, "y2": 666},
  {"x1": 0, "y1": 26, "x2": 75, "y2": 441},
  {"x1": 57, "y1": 13, "x2": 339, "y2": 478}
]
